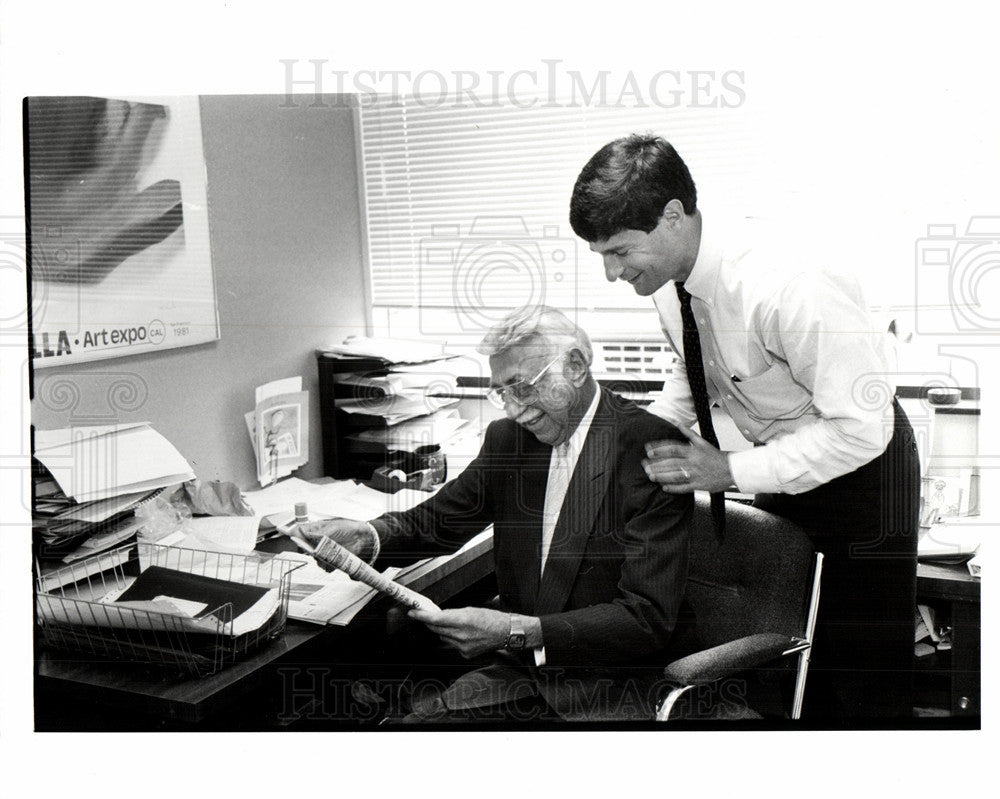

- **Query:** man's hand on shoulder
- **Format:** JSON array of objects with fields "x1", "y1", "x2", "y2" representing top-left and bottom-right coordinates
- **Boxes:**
[{"x1": 643, "y1": 424, "x2": 736, "y2": 493}]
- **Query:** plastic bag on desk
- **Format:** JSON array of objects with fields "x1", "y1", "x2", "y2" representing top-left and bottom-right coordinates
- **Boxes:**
[
  {"x1": 180, "y1": 479, "x2": 255, "y2": 517},
  {"x1": 135, "y1": 494, "x2": 192, "y2": 542},
  {"x1": 136, "y1": 480, "x2": 255, "y2": 545}
]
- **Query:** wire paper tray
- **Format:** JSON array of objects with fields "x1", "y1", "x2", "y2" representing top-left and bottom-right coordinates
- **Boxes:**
[{"x1": 35, "y1": 543, "x2": 303, "y2": 677}]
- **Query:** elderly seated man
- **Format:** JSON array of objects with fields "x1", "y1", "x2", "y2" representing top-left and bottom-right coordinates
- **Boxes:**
[{"x1": 303, "y1": 306, "x2": 692, "y2": 722}]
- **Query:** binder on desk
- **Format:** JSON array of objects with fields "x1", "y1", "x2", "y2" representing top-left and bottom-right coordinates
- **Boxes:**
[{"x1": 32, "y1": 457, "x2": 166, "y2": 566}]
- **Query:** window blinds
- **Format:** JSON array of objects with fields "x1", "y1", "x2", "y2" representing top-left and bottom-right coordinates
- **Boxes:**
[{"x1": 357, "y1": 96, "x2": 762, "y2": 343}]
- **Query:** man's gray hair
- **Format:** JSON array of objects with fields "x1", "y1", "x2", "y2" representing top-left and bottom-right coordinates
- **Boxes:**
[{"x1": 477, "y1": 306, "x2": 594, "y2": 365}]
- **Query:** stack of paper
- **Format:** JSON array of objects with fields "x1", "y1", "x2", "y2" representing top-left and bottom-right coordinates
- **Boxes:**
[
  {"x1": 318, "y1": 336, "x2": 468, "y2": 484},
  {"x1": 242, "y1": 476, "x2": 429, "y2": 523},
  {"x1": 336, "y1": 394, "x2": 460, "y2": 426},
  {"x1": 917, "y1": 519, "x2": 982, "y2": 562},
  {"x1": 33, "y1": 482, "x2": 151, "y2": 557},
  {"x1": 32, "y1": 423, "x2": 194, "y2": 585},
  {"x1": 346, "y1": 408, "x2": 468, "y2": 453},
  {"x1": 34, "y1": 423, "x2": 194, "y2": 503},
  {"x1": 333, "y1": 371, "x2": 455, "y2": 397},
  {"x1": 320, "y1": 336, "x2": 454, "y2": 365},
  {"x1": 152, "y1": 515, "x2": 262, "y2": 554},
  {"x1": 112, "y1": 565, "x2": 279, "y2": 637}
]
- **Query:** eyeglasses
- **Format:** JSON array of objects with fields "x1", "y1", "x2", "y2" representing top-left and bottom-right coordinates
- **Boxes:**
[{"x1": 486, "y1": 354, "x2": 564, "y2": 410}]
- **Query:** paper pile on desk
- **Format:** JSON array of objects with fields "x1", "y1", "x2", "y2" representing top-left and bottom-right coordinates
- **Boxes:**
[
  {"x1": 32, "y1": 424, "x2": 191, "y2": 580},
  {"x1": 336, "y1": 394, "x2": 459, "y2": 426},
  {"x1": 34, "y1": 423, "x2": 194, "y2": 502},
  {"x1": 320, "y1": 335, "x2": 455, "y2": 365},
  {"x1": 152, "y1": 515, "x2": 262, "y2": 553},
  {"x1": 242, "y1": 476, "x2": 429, "y2": 522},
  {"x1": 346, "y1": 408, "x2": 468, "y2": 453},
  {"x1": 60, "y1": 516, "x2": 143, "y2": 563},
  {"x1": 918, "y1": 519, "x2": 981, "y2": 561}
]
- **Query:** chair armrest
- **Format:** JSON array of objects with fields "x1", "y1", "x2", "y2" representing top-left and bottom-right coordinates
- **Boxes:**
[{"x1": 663, "y1": 632, "x2": 798, "y2": 686}]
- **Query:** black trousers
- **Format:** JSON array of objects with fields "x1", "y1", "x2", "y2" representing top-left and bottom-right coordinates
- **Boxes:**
[{"x1": 753, "y1": 399, "x2": 920, "y2": 720}]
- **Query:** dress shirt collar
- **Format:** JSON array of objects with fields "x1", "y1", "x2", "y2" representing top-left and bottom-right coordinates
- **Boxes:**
[
  {"x1": 678, "y1": 214, "x2": 726, "y2": 307},
  {"x1": 560, "y1": 384, "x2": 601, "y2": 456}
]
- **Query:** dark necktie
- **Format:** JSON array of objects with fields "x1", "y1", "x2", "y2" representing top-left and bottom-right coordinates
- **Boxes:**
[{"x1": 675, "y1": 282, "x2": 726, "y2": 535}]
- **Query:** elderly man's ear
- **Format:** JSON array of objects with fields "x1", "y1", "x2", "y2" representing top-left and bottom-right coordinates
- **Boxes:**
[{"x1": 564, "y1": 349, "x2": 590, "y2": 385}]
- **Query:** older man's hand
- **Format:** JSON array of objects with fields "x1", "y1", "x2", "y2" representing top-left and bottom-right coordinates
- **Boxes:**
[
  {"x1": 408, "y1": 606, "x2": 511, "y2": 659},
  {"x1": 297, "y1": 518, "x2": 375, "y2": 565},
  {"x1": 643, "y1": 425, "x2": 736, "y2": 494}
]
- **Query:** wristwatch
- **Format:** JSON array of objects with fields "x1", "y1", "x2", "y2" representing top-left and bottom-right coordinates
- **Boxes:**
[{"x1": 505, "y1": 615, "x2": 526, "y2": 650}]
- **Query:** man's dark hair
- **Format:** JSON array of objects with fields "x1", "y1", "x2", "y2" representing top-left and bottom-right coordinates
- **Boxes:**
[{"x1": 569, "y1": 134, "x2": 698, "y2": 242}]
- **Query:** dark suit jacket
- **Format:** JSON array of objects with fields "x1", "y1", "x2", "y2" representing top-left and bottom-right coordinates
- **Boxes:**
[{"x1": 371, "y1": 387, "x2": 691, "y2": 717}]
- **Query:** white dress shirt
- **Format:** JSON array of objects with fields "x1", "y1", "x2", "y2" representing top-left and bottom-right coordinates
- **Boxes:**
[
  {"x1": 647, "y1": 218, "x2": 895, "y2": 495},
  {"x1": 534, "y1": 387, "x2": 600, "y2": 666},
  {"x1": 540, "y1": 387, "x2": 601, "y2": 575}
]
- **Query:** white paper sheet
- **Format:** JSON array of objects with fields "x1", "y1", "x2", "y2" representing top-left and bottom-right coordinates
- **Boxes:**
[
  {"x1": 34, "y1": 423, "x2": 194, "y2": 502},
  {"x1": 173, "y1": 515, "x2": 262, "y2": 553},
  {"x1": 321, "y1": 336, "x2": 449, "y2": 364},
  {"x1": 255, "y1": 375, "x2": 303, "y2": 404}
]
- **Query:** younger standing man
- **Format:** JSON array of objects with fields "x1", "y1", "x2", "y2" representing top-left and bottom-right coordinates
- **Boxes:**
[{"x1": 569, "y1": 134, "x2": 920, "y2": 719}]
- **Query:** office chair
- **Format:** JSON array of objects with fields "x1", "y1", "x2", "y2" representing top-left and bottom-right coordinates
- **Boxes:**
[{"x1": 656, "y1": 496, "x2": 823, "y2": 721}]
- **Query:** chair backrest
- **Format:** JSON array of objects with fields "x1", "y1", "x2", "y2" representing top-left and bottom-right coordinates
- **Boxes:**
[{"x1": 677, "y1": 496, "x2": 816, "y2": 652}]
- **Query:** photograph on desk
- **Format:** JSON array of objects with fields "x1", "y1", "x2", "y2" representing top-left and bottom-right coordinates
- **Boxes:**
[
  {"x1": 246, "y1": 376, "x2": 310, "y2": 487},
  {"x1": 15, "y1": 72, "x2": 986, "y2": 734}
]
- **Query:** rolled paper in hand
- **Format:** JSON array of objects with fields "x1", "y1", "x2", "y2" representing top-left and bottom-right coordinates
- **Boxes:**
[{"x1": 312, "y1": 536, "x2": 440, "y2": 613}]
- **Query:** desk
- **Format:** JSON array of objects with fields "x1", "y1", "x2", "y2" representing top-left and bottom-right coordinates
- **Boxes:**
[
  {"x1": 915, "y1": 561, "x2": 980, "y2": 717},
  {"x1": 35, "y1": 534, "x2": 494, "y2": 729}
]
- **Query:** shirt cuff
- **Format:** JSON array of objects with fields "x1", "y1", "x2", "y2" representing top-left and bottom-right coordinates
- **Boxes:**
[
  {"x1": 533, "y1": 646, "x2": 547, "y2": 667},
  {"x1": 727, "y1": 448, "x2": 777, "y2": 494},
  {"x1": 363, "y1": 522, "x2": 381, "y2": 564}
]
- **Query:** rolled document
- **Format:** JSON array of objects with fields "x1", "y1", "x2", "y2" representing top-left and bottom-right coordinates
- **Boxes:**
[{"x1": 311, "y1": 536, "x2": 441, "y2": 613}]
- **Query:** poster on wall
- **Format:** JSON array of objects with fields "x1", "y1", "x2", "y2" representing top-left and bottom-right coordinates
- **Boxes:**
[{"x1": 26, "y1": 95, "x2": 219, "y2": 367}]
